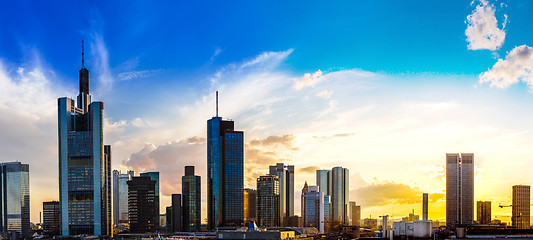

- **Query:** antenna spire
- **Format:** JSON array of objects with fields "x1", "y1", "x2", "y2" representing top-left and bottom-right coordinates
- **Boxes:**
[
  {"x1": 216, "y1": 91, "x2": 219, "y2": 117},
  {"x1": 82, "y1": 40, "x2": 85, "y2": 68}
]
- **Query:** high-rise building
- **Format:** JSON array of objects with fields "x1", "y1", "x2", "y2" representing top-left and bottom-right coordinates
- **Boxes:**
[
  {"x1": 0, "y1": 162, "x2": 30, "y2": 237},
  {"x1": 512, "y1": 185, "x2": 530, "y2": 229},
  {"x1": 127, "y1": 176, "x2": 157, "y2": 233},
  {"x1": 423, "y1": 193, "x2": 429, "y2": 221},
  {"x1": 446, "y1": 153, "x2": 474, "y2": 227},
  {"x1": 316, "y1": 170, "x2": 330, "y2": 195},
  {"x1": 301, "y1": 181, "x2": 309, "y2": 222},
  {"x1": 43, "y1": 201, "x2": 60, "y2": 236},
  {"x1": 331, "y1": 167, "x2": 349, "y2": 228},
  {"x1": 349, "y1": 202, "x2": 361, "y2": 226},
  {"x1": 269, "y1": 163, "x2": 294, "y2": 226},
  {"x1": 207, "y1": 93, "x2": 244, "y2": 229},
  {"x1": 476, "y1": 201, "x2": 491, "y2": 224},
  {"x1": 113, "y1": 170, "x2": 134, "y2": 227},
  {"x1": 182, "y1": 166, "x2": 201, "y2": 232},
  {"x1": 140, "y1": 172, "x2": 160, "y2": 226},
  {"x1": 170, "y1": 194, "x2": 182, "y2": 232},
  {"x1": 244, "y1": 189, "x2": 257, "y2": 224},
  {"x1": 166, "y1": 207, "x2": 173, "y2": 232},
  {"x1": 257, "y1": 175, "x2": 280, "y2": 227},
  {"x1": 303, "y1": 186, "x2": 329, "y2": 233},
  {"x1": 58, "y1": 43, "x2": 112, "y2": 236}
]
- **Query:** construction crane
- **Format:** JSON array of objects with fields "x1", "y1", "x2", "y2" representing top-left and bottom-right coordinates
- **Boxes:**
[{"x1": 498, "y1": 203, "x2": 533, "y2": 208}]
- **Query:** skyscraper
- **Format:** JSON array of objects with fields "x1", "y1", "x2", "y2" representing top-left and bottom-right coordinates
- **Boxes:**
[
  {"x1": 316, "y1": 170, "x2": 330, "y2": 195},
  {"x1": 349, "y1": 201, "x2": 361, "y2": 226},
  {"x1": 140, "y1": 172, "x2": 160, "y2": 226},
  {"x1": 244, "y1": 188, "x2": 257, "y2": 224},
  {"x1": 303, "y1": 186, "x2": 329, "y2": 233},
  {"x1": 58, "y1": 42, "x2": 112, "y2": 236},
  {"x1": 301, "y1": 181, "x2": 309, "y2": 221},
  {"x1": 476, "y1": 201, "x2": 491, "y2": 224},
  {"x1": 113, "y1": 170, "x2": 134, "y2": 227},
  {"x1": 331, "y1": 167, "x2": 349, "y2": 228},
  {"x1": 269, "y1": 163, "x2": 294, "y2": 226},
  {"x1": 127, "y1": 176, "x2": 157, "y2": 233},
  {"x1": 446, "y1": 153, "x2": 474, "y2": 227},
  {"x1": 207, "y1": 92, "x2": 244, "y2": 228},
  {"x1": 423, "y1": 193, "x2": 429, "y2": 221},
  {"x1": 512, "y1": 185, "x2": 530, "y2": 229},
  {"x1": 182, "y1": 166, "x2": 201, "y2": 232},
  {"x1": 257, "y1": 175, "x2": 280, "y2": 227},
  {"x1": 170, "y1": 194, "x2": 182, "y2": 232},
  {"x1": 43, "y1": 201, "x2": 60, "y2": 236},
  {"x1": 0, "y1": 162, "x2": 30, "y2": 237}
]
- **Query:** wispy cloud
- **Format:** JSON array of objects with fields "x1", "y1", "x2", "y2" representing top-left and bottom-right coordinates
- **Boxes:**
[
  {"x1": 316, "y1": 89, "x2": 333, "y2": 99},
  {"x1": 117, "y1": 69, "x2": 160, "y2": 81},
  {"x1": 465, "y1": 0, "x2": 507, "y2": 51},
  {"x1": 294, "y1": 70, "x2": 324, "y2": 90}
]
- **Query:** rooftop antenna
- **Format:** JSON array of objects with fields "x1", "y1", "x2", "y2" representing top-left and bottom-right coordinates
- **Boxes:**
[
  {"x1": 82, "y1": 40, "x2": 85, "y2": 68},
  {"x1": 216, "y1": 91, "x2": 219, "y2": 117}
]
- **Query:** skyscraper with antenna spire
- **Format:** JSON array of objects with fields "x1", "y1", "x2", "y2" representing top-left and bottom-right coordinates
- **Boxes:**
[
  {"x1": 57, "y1": 41, "x2": 112, "y2": 236},
  {"x1": 207, "y1": 91, "x2": 244, "y2": 229}
]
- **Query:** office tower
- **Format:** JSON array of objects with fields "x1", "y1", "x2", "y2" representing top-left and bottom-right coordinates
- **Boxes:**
[
  {"x1": 244, "y1": 189, "x2": 257, "y2": 223},
  {"x1": 331, "y1": 167, "x2": 349, "y2": 228},
  {"x1": 303, "y1": 186, "x2": 329, "y2": 233},
  {"x1": 207, "y1": 92, "x2": 244, "y2": 229},
  {"x1": 257, "y1": 175, "x2": 280, "y2": 227},
  {"x1": 349, "y1": 202, "x2": 361, "y2": 226},
  {"x1": 170, "y1": 194, "x2": 182, "y2": 232},
  {"x1": 0, "y1": 162, "x2": 30, "y2": 237},
  {"x1": 512, "y1": 185, "x2": 530, "y2": 229},
  {"x1": 140, "y1": 172, "x2": 160, "y2": 226},
  {"x1": 476, "y1": 201, "x2": 491, "y2": 224},
  {"x1": 423, "y1": 193, "x2": 429, "y2": 221},
  {"x1": 301, "y1": 181, "x2": 309, "y2": 221},
  {"x1": 166, "y1": 207, "x2": 173, "y2": 232},
  {"x1": 182, "y1": 166, "x2": 201, "y2": 232},
  {"x1": 127, "y1": 176, "x2": 157, "y2": 233},
  {"x1": 113, "y1": 170, "x2": 134, "y2": 227},
  {"x1": 446, "y1": 153, "x2": 474, "y2": 227},
  {"x1": 269, "y1": 163, "x2": 294, "y2": 226},
  {"x1": 58, "y1": 43, "x2": 112, "y2": 236},
  {"x1": 43, "y1": 201, "x2": 60, "y2": 236},
  {"x1": 316, "y1": 170, "x2": 331, "y2": 195}
]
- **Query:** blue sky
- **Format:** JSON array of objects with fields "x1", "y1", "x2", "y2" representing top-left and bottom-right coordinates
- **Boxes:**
[{"x1": 2, "y1": 0, "x2": 533, "y2": 223}]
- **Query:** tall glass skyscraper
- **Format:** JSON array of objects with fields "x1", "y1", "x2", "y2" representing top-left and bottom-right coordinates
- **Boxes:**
[
  {"x1": 207, "y1": 94, "x2": 244, "y2": 229},
  {"x1": 303, "y1": 186, "x2": 329, "y2": 233},
  {"x1": 446, "y1": 153, "x2": 474, "y2": 227},
  {"x1": 257, "y1": 175, "x2": 280, "y2": 227},
  {"x1": 112, "y1": 170, "x2": 134, "y2": 227},
  {"x1": 330, "y1": 167, "x2": 349, "y2": 229},
  {"x1": 0, "y1": 162, "x2": 30, "y2": 238},
  {"x1": 58, "y1": 43, "x2": 112, "y2": 236},
  {"x1": 182, "y1": 166, "x2": 201, "y2": 232},
  {"x1": 268, "y1": 163, "x2": 294, "y2": 226},
  {"x1": 140, "y1": 172, "x2": 160, "y2": 226}
]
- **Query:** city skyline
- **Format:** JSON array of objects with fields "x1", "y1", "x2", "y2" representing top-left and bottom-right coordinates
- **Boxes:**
[{"x1": 2, "y1": 0, "x2": 533, "y2": 225}]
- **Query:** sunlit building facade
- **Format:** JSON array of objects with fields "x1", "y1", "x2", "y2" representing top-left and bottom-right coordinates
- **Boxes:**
[
  {"x1": 512, "y1": 185, "x2": 530, "y2": 229},
  {"x1": 269, "y1": 163, "x2": 294, "y2": 226},
  {"x1": 476, "y1": 201, "x2": 491, "y2": 224},
  {"x1": 182, "y1": 166, "x2": 201, "y2": 232},
  {"x1": 207, "y1": 113, "x2": 244, "y2": 229},
  {"x1": 112, "y1": 170, "x2": 134, "y2": 227},
  {"x1": 303, "y1": 186, "x2": 329, "y2": 233},
  {"x1": 244, "y1": 188, "x2": 257, "y2": 224},
  {"x1": 446, "y1": 153, "x2": 474, "y2": 227},
  {"x1": 0, "y1": 162, "x2": 30, "y2": 237},
  {"x1": 331, "y1": 167, "x2": 349, "y2": 228}
]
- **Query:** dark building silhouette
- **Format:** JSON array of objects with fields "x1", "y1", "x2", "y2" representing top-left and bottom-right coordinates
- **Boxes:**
[
  {"x1": 127, "y1": 176, "x2": 157, "y2": 233},
  {"x1": 0, "y1": 162, "x2": 30, "y2": 238},
  {"x1": 257, "y1": 175, "x2": 280, "y2": 227},
  {"x1": 58, "y1": 41, "x2": 111, "y2": 236},
  {"x1": 43, "y1": 201, "x2": 60, "y2": 236},
  {"x1": 140, "y1": 172, "x2": 160, "y2": 226},
  {"x1": 182, "y1": 166, "x2": 201, "y2": 232},
  {"x1": 171, "y1": 194, "x2": 182, "y2": 232},
  {"x1": 207, "y1": 92, "x2": 244, "y2": 229},
  {"x1": 476, "y1": 201, "x2": 491, "y2": 224}
]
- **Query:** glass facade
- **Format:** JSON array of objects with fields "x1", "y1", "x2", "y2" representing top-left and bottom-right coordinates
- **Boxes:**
[
  {"x1": 0, "y1": 162, "x2": 30, "y2": 238},
  {"x1": 331, "y1": 167, "x2": 349, "y2": 229},
  {"x1": 127, "y1": 176, "x2": 157, "y2": 233},
  {"x1": 112, "y1": 170, "x2": 133, "y2": 227},
  {"x1": 43, "y1": 201, "x2": 61, "y2": 236},
  {"x1": 58, "y1": 62, "x2": 111, "y2": 236},
  {"x1": 257, "y1": 175, "x2": 280, "y2": 227},
  {"x1": 446, "y1": 153, "x2": 474, "y2": 227},
  {"x1": 269, "y1": 163, "x2": 294, "y2": 226},
  {"x1": 140, "y1": 172, "x2": 160, "y2": 226},
  {"x1": 182, "y1": 167, "x2": 201, "y2": 232},
  {"x1": 207, "y1": 117, "x2": 244, "y2": 229}
]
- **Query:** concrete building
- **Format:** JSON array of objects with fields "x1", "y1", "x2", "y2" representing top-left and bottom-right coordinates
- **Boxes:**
[
  {"x1": 269, "y1": 163, "x2": 294, "y2": 226},
  {"x1": 423, "y1": 193, "x2": 428, "y2": 221},
  {"x1": 244, "y1": 188, "x2": 257, "y2": 224},
  {"x1": 58, "y1": 43, "x2": 112, "y2": 236},
  {"x1": 257, "y1": 175, "x2": 280, "y2": 227},
  {"x1": 112, "y1": 170, "x2": 134, "y2": 227},
  {"x1": 169, "y1": 194, "x2": 182, "y2": 232},
  {"x1": 349, "y1": 202, "x2": 361, "y2": 226},
  {"x1": 446, "y1": 153, "x2": 474, "y2": 227},
  {"x1": 207, "y1": 93, "x2": 244, "y2": 228},
  {"x1": 182, "y1": 166, "x2": 201, "y2": 232},
  {"x1": 0, "y1": 162, "x2": 30, "y2": 238},
  {"x1": 303, "y1": 186, "x2": 329, "y2": 233},
  {"x1": 363, "y1": 218, "x2": 378, "y2": 230},
  {"x1": 127, "y1": 176, "x2": 157, "y2": 233},
  {"x1": 300, "y1": 181, "x2": 309, "y2": 223},
  {"x1": 476, "y1": 201, "x2": 491, "y2": 224},
  {"x1": 43, "y1": 201, "x2": 60, "y2": 236},
  {"x1": 512, "y1": 185, "x2": 530, "y2": 229}
]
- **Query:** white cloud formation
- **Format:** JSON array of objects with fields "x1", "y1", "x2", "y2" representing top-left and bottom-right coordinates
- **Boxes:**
[
  {"x1": 479, "y1": 45, "x2": 533, "y2": 89},
  {"x1": 294, "y1": 70, "x2": 323, "y2": 90},
  {"x1": 316, "y1": 89, "x2": 333, "y2": 99},
  {"x1": 465, "y1": 0, "x2": 507, "y2": 51}
]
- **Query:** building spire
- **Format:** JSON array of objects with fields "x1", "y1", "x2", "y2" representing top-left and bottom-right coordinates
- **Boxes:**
[
  {"x1": 82, "y1": 40, "x2": 85, "y2": 68},
  {"x1": 216, "y1": 91, "x2": 219, "y2": 117}
]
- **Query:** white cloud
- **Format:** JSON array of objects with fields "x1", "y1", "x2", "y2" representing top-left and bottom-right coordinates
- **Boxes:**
[
  {"x1": 479, "y1": 45, "x2": 533, "y2": 89},
  {"x1": 293, "y1": 70, "x2": 323, "y2": 90},
  {"x1": 465, "y1": 0, "x2": 507, "y2": 51},
  {"x1": 316, "y1": 89, "x2": 333, "y2": 99},
  {"x1": 117, "y1": 69, "x2": 160, "y2": 81}
]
